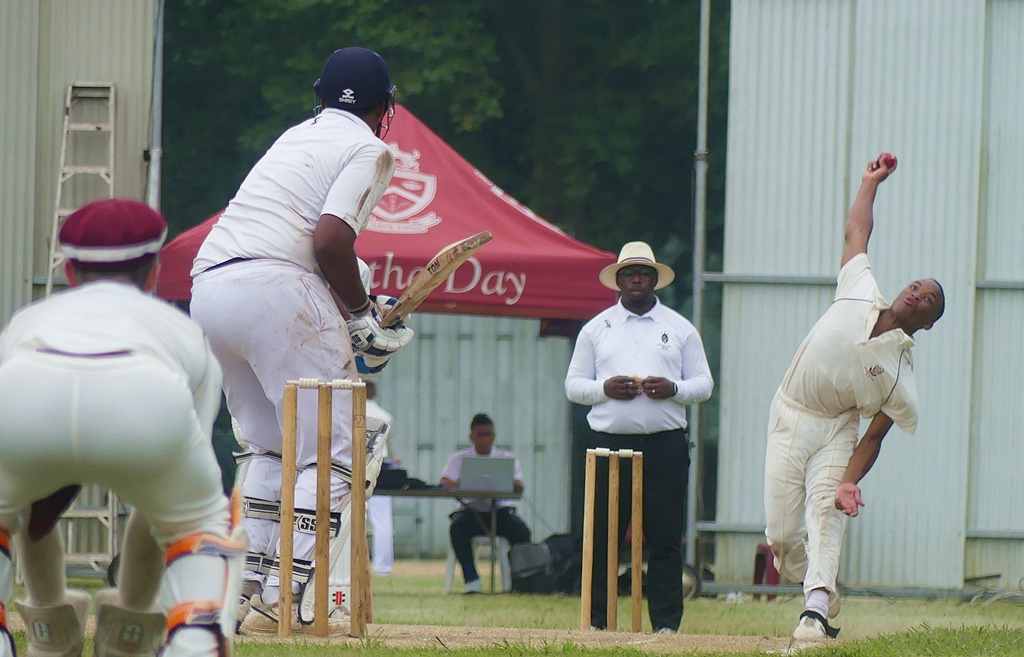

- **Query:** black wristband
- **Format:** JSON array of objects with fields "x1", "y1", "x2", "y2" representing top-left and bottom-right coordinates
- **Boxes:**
[
  {"x1": 350, "y1": 297, "x2": 372, "y2": 316},
  {"x1": 671, "y1": 382, "x2": 678, "y2": 396}
]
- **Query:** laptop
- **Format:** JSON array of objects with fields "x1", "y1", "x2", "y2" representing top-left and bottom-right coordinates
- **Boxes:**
[{"x1": 458, "y1": 456, "x2": 515, "y2": 493}]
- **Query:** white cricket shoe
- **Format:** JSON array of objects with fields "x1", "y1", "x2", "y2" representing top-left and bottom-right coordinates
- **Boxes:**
[
  {"x1": 18, "y1": 589, "x2": 91, "y2": 657},
  {"x1": 238, "y1": 593, "x2": 348, "y2": 636},
  {"x1": 235, "y1": 581, "x2": 262, "y2": 633},
  {"x1": 238, "y1": 593, "x2": 301, "y2": 636},
  {"x1": 792, "y1": 611, "x2": 839, "y2": 640}
]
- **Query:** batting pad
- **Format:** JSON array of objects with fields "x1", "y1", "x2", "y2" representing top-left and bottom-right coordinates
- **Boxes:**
[{"x1": 235, "y1": 415, "x2": 389, "y2": 626}]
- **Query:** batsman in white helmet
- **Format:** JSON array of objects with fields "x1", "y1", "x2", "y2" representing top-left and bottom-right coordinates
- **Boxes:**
[
  {"x1": 188, "y1": 46, "x2": 414, "y2": 634},
  {"x1": 0, "y1": 199, "x2": 244, "y2": 657}
]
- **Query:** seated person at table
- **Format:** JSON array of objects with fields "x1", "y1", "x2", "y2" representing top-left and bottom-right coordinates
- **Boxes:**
[{"x1": 439, "y1": 413, "x2": 531, "y2": 593}]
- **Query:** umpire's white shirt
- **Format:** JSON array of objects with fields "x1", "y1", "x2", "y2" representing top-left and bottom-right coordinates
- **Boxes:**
[
  {"x1": 779, "y1": 253, "x2": 918, "y2": 434},
  {"x1": 565, "y1": 298, "x2": 713, "y2": 434},
  {"x1": 192, "y1": 109, "x2": 394, "y2": 275}
]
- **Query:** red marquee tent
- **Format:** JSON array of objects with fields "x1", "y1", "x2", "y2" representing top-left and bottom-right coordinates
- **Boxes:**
[{"x1": 157, "y1": 104, "x2": 616, "y2": 320}]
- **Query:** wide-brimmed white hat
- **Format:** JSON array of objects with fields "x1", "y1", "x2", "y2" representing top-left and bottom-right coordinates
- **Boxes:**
[{"x1": 599, "y1": 241, "x2": 675, "y2": 291}]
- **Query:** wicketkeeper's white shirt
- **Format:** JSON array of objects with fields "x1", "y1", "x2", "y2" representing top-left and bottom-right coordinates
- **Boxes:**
[
  {"x1": 193, "y1": 109, "x2": 394, "y2": 276},
  {"x1": 779, "y1": 253, "x2": 919, "y2": 434},
  {"x1": 0, "y1": 280, "x2": 219, "y2": 399}
]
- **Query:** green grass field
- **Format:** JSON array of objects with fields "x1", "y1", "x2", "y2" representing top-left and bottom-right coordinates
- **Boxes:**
[{"x1": 9, "y1": 559, "x2": 1024, "y2": 656}]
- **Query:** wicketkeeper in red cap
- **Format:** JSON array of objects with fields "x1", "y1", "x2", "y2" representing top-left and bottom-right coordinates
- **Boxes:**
[{"x1": 0, "y1": 198, "x2": 243, "y2": 657}]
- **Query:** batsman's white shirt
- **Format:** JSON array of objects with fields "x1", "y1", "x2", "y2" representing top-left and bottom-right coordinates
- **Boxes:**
[
  {"x1": 192, "y1": 108, "x2": 394, "y2": 276},
  {"x1": 191, "y1": 107, "x2": 395, "y2": 469},
  {"x1": 0, "y1": 281, "x2": 227, "y2": 545},
  {"x1": 565, "y1": 298, "x2": 713, "y2": 434}
]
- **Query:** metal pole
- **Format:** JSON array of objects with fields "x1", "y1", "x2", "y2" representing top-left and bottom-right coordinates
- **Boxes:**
[
  {"x1": 687, "y1": 0, "x2": 711, "y2": 571},
  {"x1": 146, "y1": 0, "x2": 164, "y2": 209}
]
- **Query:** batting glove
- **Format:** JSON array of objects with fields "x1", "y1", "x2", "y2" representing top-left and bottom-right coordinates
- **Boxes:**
[
  {"x1": 348, "y1": 295, "x2": 414, "y2": 354},
  {"x1": 355, "y1": 350, "x2": 394, "y2": 378}
]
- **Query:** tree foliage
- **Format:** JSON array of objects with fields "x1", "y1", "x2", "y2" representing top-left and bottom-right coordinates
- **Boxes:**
[{"x1": 162, "y1": 0, "x2": 730, "y2": 306}]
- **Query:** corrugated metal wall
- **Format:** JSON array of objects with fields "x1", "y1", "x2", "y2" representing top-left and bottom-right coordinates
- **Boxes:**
[
  {"x1": 965, "y1": 0, "x2": 1024, "y2": 591},
  {"x1": 32, "y1": 0, "x2": 157, "y2": 291},
  {"x1": 375, "y1": 313, "x2": 574, "y2": 557},
  {"x1": 715, "y1": 0, "x2": 1022, "y2": 591},
  {"x1": 3, "y1": 0, "x2": 576, "y2": 568},
  {"x1": 0, "y1": 2, "x2": 41, "y2": 324},
  {"x1": 0, "y1": 1, "x2": 157, "y2": 573}
]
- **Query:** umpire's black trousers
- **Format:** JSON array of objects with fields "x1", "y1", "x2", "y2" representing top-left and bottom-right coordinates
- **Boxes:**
[{"x1": 586, "y1": 428, "x2": 689, "y2": 631}]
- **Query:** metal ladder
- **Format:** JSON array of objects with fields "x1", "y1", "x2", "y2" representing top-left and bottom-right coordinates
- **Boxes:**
[
  {"x1": 61, "y1": 488, "x2": 123, "y2": 577},
  {"x1": 45, "y1": 82, "x2": 116, "y2": 295},
  {"x1": 45, "y1": 83, "x2": 123, "y2": 577}
]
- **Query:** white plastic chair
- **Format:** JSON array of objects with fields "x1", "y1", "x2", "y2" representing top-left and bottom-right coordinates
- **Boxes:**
[{"x1": 444, "y1": 535, "x2": 512, "y2": 593}]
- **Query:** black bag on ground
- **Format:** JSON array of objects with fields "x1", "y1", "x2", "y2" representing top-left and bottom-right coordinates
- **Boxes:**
[
  {"x1": 509, "y1": 542, "x2": 555, "y2": 593},
  {"x1": 543, "y1": 533, "x2": 583, "y2": 595},
  {"x1": 374, "y1": 468, "x2": 408, "y2": 490}
]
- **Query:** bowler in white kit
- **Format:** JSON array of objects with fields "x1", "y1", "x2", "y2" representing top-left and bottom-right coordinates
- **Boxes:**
[{"x1": 763, "y1": 154, "x2": 945, "y2": 640}]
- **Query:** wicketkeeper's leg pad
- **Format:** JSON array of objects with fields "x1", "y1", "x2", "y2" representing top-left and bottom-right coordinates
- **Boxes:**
[
  {"x1": 160, "y1": 490, "x2": 246, "y2": 657},
  {"x1": 0, "y1": 611, "x2": 11, "y2": 657},
  {"x1": 0, "y1": 528, "x2": 14, "y2": 657},
  {"x1": 92, "y1": 588, "x2": 165, "y2": 657},
  {"x1": 16, "y1": 589, "x2": 90, "y2": 657}
]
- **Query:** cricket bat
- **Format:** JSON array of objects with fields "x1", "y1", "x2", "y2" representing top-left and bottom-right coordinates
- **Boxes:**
[{"x1": 378, "y1": 230, "x2": 493, "y2": 328}]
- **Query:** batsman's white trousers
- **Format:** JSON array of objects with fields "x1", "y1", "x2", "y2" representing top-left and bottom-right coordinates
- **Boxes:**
[
  {"x1": 191, "y1": 259, "x2": 356, "y2": 470},
  {"x1": 242, "y1": 456, "x2": 350, "y2": 590},
  {"x1": 193, "y1": 259, "x2": 361, "y2": 591},
  {"x1": 763, "y1": 390, "x2": 858, "y2": 608}
]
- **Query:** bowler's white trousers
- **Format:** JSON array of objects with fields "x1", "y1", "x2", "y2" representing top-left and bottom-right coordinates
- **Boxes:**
[{"x1": 763, "y1": 390, "x2": 858, "y2": 611}]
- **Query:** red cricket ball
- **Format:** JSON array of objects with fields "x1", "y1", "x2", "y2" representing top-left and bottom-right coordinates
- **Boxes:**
[{"x1": 877, "y1": 152, "x2": 897, "y2": 169}]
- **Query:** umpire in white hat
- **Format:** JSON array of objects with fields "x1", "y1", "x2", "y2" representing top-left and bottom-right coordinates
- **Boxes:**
[{"x1": 565, "y1": 241, "x2": 713, "y2": 634}]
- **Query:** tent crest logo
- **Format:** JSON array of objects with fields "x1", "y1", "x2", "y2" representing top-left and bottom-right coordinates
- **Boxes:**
[{"x1": 368, "y1": 143, "x2": 443, "y2": 234}]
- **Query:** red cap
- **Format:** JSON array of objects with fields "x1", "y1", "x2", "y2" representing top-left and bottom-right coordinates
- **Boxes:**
[{"x1": 60, "y1": 199, "x2": 167, "y2": 266}]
